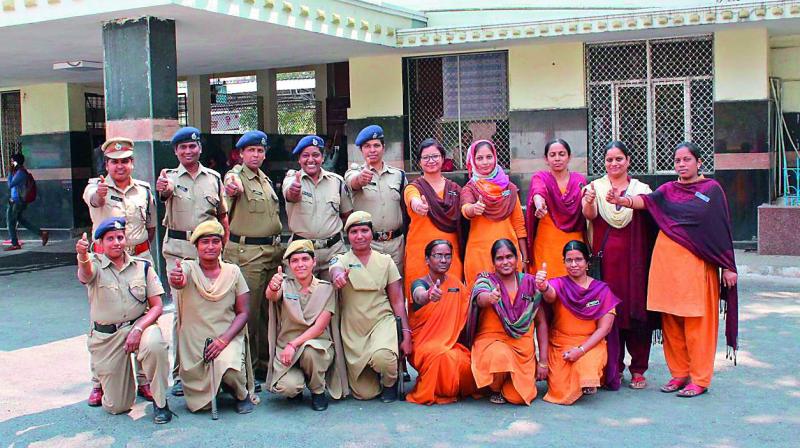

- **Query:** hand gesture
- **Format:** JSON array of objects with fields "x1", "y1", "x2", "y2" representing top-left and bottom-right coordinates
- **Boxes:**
[
  {"x1": 333, "y1": 268, "x2": 350, "y2": 290},
  {"x1": 156, "y1": 169, "x2": 170, "y2": 193},
  {"x1": 563, "y1": 347, "x2": 583, "y2": 362},
  {"x1": 533, "y1": 196, "x2": 548, "y2": 219},
  {"x1": 605, "y1": 187, "x2": 622, "y2": 206},
  {"x1": 169, "y1": 259, "x2": 185, "y2": 287},
  {"x1": 535, "y1": 262, "x2": 548, "y2": 292},
  {"x1": 536, "y1": 363, "x2": 549, "y2": 381},
  {"x1": 288, "y1": 171, "x2": 302, "y2": 196},
  {"x1": 584, "y1": 184, "x2": 596, "y2": 205},
  {"x1": 204, "y1": 337, "x2": 228, "y2": 362},
  {"x1": 428, "y1": 279, "x2": 443, "y2": 303},
  {"x1": 280, "y1": 343, "x2": 296, "y2": 366},
  {"x1": 96, "y1": 175, "x2": 108, "y2": 199},
  {"x1": 472, "y1": 196, "x2": 486, "y2": 216},
  {"x1": 76, "y1": 232, "x2": 90, "y2": 256},
  {"x1": 124, "y1": 328, "x2": 142, "y2": 354},
  {"x1": 224, "y1": 176, "x2": 240, "y2": 197},
  {"x1": 412, "y1": 196, "x2": 429, "y2": 216},
  {"x1": 268, "y1": 266, "x2": 284, "y2": 293},
  {"x1": 358, "y1": 167, "x2": 374, "y2": 187},
  {"x1": 487, "y1": 287, "x2": 501, "y2": 305},
  {"x1": 722, "y1": 269, "x2": 738, "y2": 288}
]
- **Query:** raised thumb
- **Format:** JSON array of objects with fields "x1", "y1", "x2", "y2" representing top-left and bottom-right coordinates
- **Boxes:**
[
  {"x1": 160, "y1": 169, "x2": 167, "y2": 179},
  {"x1": 435, "y1": 279, "x2": 441, "y2": 287},
  {"x1": 277, "y1": 266, "x2": 283, "y2": 275},
  {"x1": 541, "y1": 262, "x2": 547, "y2": 271},
  {"x1": 81, "y1": 232, "x2": 88, "y2": 241},
  {"x1": 420, "y1": 196, "x2": 428, "y2": 205},
  {"x1": 98, "y1": 175, "x2": 105, "y2": 183}
]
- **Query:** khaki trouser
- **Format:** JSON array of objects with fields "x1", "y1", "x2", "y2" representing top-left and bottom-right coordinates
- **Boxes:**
[
  {"x1": 273, "y1": 345, "x2": 334, "y2": 397},
  {"x1": 163, "y1": 236, "x2": 197, "y2": 380},
  {"x1": 87, "y1": 324, "x2": 169, "y2": 414},
  {"x1": 223, "y1": 240, "x2": 284, "y2": 375},
  {"x1": 370, "y1": 235, "x2": 405, "y2": 274}
]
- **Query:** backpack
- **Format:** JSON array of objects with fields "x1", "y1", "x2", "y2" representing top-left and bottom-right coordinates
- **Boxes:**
[{"x1": 22, "y1": 169, "x2": 37, "y2": 204}]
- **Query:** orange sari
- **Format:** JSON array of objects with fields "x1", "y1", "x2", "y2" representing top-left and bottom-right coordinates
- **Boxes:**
[
  {"x1": 531, "y1": 212, "x2": 583, "y2": 278},
  {"x1": 406, "y1": 275, "x2": 475, "y2": 405},
  {"x1": 463, "y1": 201, "x2": 526, "y2": 288}
]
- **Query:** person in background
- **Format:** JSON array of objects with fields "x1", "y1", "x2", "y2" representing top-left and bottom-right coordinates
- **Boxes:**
[{"x1": 5, "y1": 153, "x2": 48, "y2": 251}]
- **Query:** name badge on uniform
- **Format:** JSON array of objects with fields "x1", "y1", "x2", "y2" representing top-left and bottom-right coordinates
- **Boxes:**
[
  {"x1": 302, "y1": 191, "x2": 313, "y2": 198},
  {"x1": 252, "y1": 190, "x2": 263, "y2": 196},
  {"x1": 522, "y1": 294, "x2": 534, "y2": 302},
  {"x1": 694, "y1": 191, "x2": 710, "y2": 203},
  {"x1": 447, "y1": 287, "x2": 460, "y2": 293},
  {"x1": 176, "y1": 184, "x2": 189, "y2": 193},
  {"x1": 109, "y1": 195, "x2": 123, "y2": 202},
  {"x1": 501, "y1": 190, "x2": 511, "y2": 197},
  {"x1": 585, "y1": 299, "x2": 600, "y2": 308},
  {"x1": 347, "y1": 263, "x2": 362, "y2": 269},
  {"x1": 285, "y1": 293, "x2": 300, "y2": 301},
  {"x1": 447, "y1": 191, "x2": 458, "y2": 197}
]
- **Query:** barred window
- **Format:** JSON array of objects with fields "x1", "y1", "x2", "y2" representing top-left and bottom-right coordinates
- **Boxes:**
[
  {"x1": 405, "y1": 51, "x2": 510, "y2": 171},
  {"x1": 586, "y1": 36, "x2": 714, "y2": 175},
  {"x1": 1, "y1": 91, "x2": 22, "y2": 178}
]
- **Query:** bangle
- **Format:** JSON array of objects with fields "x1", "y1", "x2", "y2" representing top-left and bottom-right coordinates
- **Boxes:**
[
  {"x1": 132, "y1": 326, "x2": 143, "y2": 334},
  {"x1": 77, "y1": 255, "x2": 90, "y2": 264},
  {"x1": 577, "y1": 345, "x2": 585, "y2": 354},
  {"x1": 287, "y1": 342, "x2": 297, "y2": 350},
  {"x1": 402, "y1": 328, "x2": 413, "y2": 334},
  {"x1": 538, "y1": 363, "x2": 549, "y2": 369},
  {"x1": 626, "y1": 197, "x2": 634, "y2": 207},
  {"x1": 217, "y1": 337, "x2": 229, "y2": 346}
]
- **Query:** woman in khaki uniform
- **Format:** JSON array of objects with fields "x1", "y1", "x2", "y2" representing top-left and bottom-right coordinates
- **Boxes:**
[
  {"x1": 265, "y1": 239, "x2": 348, "y2": 411},
  {"x1": 76, "y1": 217, "x2": 172, "y2": 424},
  {"x1": 167, "y1": 220, "x2": 256, "y2": 414}
]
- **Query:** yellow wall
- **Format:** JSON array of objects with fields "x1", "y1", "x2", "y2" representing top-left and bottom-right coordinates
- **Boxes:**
[
  {"x1": 508, "y1": 42, "x2": 585, "y2": 110},
  {"x1": 714, "y1": 28, "x2": 769, "y2": 101},
  {"x1": 20, "y1": 83, "x2": 70, "y2": 135},
  {"x1": 348, "y1": 54, "x2": 404, "y2": 119},
  {"x1": 770, "y1": 42, "x2": 800, "y2": 113},
  {"x1": 67, "y1": 83, "x2": 103, "y2": 132}
]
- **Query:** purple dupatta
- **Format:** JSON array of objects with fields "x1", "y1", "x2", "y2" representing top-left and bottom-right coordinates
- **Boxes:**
[{"x1": 525, "y1": 171, "x2": 587, "y2": 256}]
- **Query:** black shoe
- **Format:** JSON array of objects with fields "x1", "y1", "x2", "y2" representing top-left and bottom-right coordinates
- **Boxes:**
[
  {"x1": 403, "y1": 371, "x2": 412, "y2": 382},
  {"x1": 380, "y1": 386, "x2": 398, "y2": 403},
  {"x1": 254, "y1": 379, "x2": 263, "y2": 394},
  {"x1": 311, "y1": 392, "x2": 328, "y2": 411},
  {"x1": 153, "y1": 401, "x2": 173, "y2": 424},
  {"x1": 236, "y1": 394, "x2": 255, "y2": 414},
  {"x1": 288, "y1": 392, "x2": 303, "y2": 403},
  {"x1": 170, "y1": 380, "x2": 184, "y2": 397}
]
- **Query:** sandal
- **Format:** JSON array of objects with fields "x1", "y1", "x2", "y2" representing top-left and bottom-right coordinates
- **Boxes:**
[
  {"x1": 630, "y1": 375, "x2": 647, "y2": 390},
  {"x1": 489, "y1": 392, "x2": 506, "y2": 404},
  {"x1": 660, "y1": 377, "x2": 688, "y2": 393},
  {"x1": 677, "y1": 384, "x2": 707, "y2": 398},
  {"x1": 582, "y1": 387, "x2": 597, "y2": 395}
]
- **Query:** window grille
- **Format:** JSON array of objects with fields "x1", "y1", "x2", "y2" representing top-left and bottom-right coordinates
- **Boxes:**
[
  {"x1": 210, "y1": 92, "x2": 262, "y2": 134},
  {"x1": 586, "y1": 36, "x2": 714, "y2": 175},
  {"x1": 1, "y1": 91, "x2": 22, "y2": 178},
  {"x1": 406, "y1": 51, "x2": 510, "y2": 171},
  {"x1": 177, "y1": 93, "x2": 188, "y2": 127}
]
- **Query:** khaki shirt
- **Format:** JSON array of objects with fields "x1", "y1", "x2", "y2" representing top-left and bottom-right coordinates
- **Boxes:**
[
  {"x1": 282, "y1": 168, "x2": 353, "y2": 239},
  {"x1": 344, "y1": 163, "x2": 406, "y2": 232},
  {"x1": 83, "y1": 177, "x2": 156, "y2": 246},
  {"x1": 277, "y1": 277, "x2": 336, "y2": 349},
  {"x1": 224, "y1": 164, "x2": 282, "y2": 237},
  {"x1": 84, "y1": 254, "x2": 164, "y2": 324},
  {"x1": 162, "y1": 163, "x2": 227, "y2": 231}
]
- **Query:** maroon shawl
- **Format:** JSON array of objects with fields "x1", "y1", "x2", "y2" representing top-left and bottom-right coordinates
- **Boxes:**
[
  {"x1": 549, "y1": 276, "x2": 622, "y2": 390},
  {"x1": 461, "y1": 182, "x2": 518, "y2": 222},
  {"x1": 410, "y1": 177, "x2": 462, "y2": 234},
  {"x1": 525, "y1": 171, "x2": 587, "y2": 254},
  {"x1": 640, "y1": 178, "x2": 739, "y2": 356}
]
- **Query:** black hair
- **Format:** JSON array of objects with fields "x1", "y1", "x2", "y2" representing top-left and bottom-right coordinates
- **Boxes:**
[
  {"x1": 288, "y1": 250, "x2": 315, "y2": 260},
  {"x1": 360, "y1": 138, "x2": 385, "y2": 148},
  {"x1": 604, "y1": 140, "x2": 630, "y2": 158},
  {"x1": 417, "y1": 138, "x2": 446, "y2": 161},
  {"x1": 424, "y1": 239, "x2": 453, "y2": 258},
  {"x1": 673, "y1": 142, "x2": 701, "y2": 161},
  {"x1": 11, "y1": 153, "x2": 25, "y2": 165},
  {"x1": 544, "y1": 138, "x2": 572, "y2": 158},
  {"x1": 491, "y1": 238, "x2": 518, "y2": 260},
  {"x1": 562, "y1": 240, "x2": 591, "y2": 260}
]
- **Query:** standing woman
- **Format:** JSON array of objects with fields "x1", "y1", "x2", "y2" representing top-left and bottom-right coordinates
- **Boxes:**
[
  {"x1": 582, "y1": 141, "x2": 656, "y2": 390},
  {"x1": 526, "y1": 139, "x2": 587, "y2": 277},
  {"x1": 461, "y1": 140, "x2": 529, "y2": 286},
  {"x1": 607, "y1": 142, "x2": 738, "y2": 398},
  {"x1": 404, "y1": 138, "x2": 464, "y2": 297}
]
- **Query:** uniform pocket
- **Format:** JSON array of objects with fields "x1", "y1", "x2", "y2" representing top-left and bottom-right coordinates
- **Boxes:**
[
  {"x1": 128, "y1": 280, "x2": 148, "y2": 303},
  {"x1": 247, "y1": 195, "x2": 267, "y2": 213}
]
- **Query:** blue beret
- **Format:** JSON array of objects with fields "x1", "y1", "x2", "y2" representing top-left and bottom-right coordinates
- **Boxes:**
[
  {"x1": 171, "y1": 127, "x2": 202, "y2": 146},
  {"x1": 94, "y1": 217, "x2": 126, "y2": 240},
  {"x1": 236, "y1": 130, "x2": 268, "y2": 150},
  {"x1": 355, "y1": 125, "x2": 384, "y2": 147},
  {"x1": 292, "y1": 135, "x2": 325, "y2": 155}
]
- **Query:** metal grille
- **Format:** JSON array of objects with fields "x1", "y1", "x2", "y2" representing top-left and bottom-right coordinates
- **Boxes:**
[
  {"x1": 277, "y1": 83, "x2": 320, "y2": 135},
  {"x1": 1, "y1": 91, "x2": 22, "y2": 178},
  {"x1": 587, "y1": 36, "x2": 714, "y2": 175},
  {"x1": 177, "y1": 93, "x2": 188, "y2": 127},
  {"x1": 85, "y1": 93, "x2": 105, "y2": 130},
  {"x1": 210, "y1": 92, "x2": 262, "y2": 134},
  {"x1": 406, "y1": 51, "x2": 510, "y2": 171}
]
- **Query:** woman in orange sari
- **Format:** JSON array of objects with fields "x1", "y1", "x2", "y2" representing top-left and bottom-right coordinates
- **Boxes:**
[
  {"x1": 538, "y1": 240, "x2": 620, "y2": 406},
  {"x1": 406, "y1": 240, "x2": 475, "y2": 405},
  {"x1": 468, "y1": 239, "x2": 549, "y2": 405},
  {"x1": 403, "y1": 138, "x2": 463, "y2": 297},
  {"x1": 461, "y1": 140, "x2": 528, "y2": 287},
  {"x1": 526, "y1": 139, "x2": 587, "y2": 277}
]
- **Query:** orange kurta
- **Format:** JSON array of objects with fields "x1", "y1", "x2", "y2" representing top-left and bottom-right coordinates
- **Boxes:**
[
  {"x1": 544, "y1": 299, "x2": 609, "y2": 405},
  {"x1": 463, "y1": 201, "x2": 527, "y2": 289},
  {"x1": 404, "y1": 185, "x2": 463, "y2": 298},
  {"x1": 531, "y1": 213, "x2": 583, "y2": 277},
  {"x1": 648, "y1": 231, "x2": 719, "y2": 387},
  {"x1": 406, "y1": 275, "x2": 475, "y2": 405},
  {"x1": 471, "y1": 295, "x2": 538, "y2": 405}
]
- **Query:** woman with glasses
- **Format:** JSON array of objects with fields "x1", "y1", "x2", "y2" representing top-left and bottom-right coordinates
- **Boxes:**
[
  {"x1": 403, "y1": 138, "x2": 464, "y2": 298},
  {"x1": 461, "y1": 140, "x2": 528, "y2": 288}
]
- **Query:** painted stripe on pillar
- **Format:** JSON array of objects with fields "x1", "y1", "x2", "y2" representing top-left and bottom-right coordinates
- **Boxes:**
[
  {"x1": 106, "y1": 118, "x2": 180, "y2": 142},
  {"x1": 714, "y1": 152, "x2": 770, "y2": 170}
]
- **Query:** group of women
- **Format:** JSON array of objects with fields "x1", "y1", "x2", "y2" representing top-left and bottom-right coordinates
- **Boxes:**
[{"x1": 401, "y1": 137, "x2": 739, "y2": 406}]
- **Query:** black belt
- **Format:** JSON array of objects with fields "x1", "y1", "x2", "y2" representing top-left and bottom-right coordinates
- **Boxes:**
[
  {"x1": 373, "y1": 229, "x2": 403, "y2": 242},
  {"x1": 167, "y1": 228, "x2": 190, "y2": 241},
  {"x1": 229, "y1": 233, "x2": 278, "y2": 245},
  {"x1": 93, "y1": 318, "x2": 138, "y2": 334},
  {"x1": 292, "y1": 233, "x2": 341, "y2": 249}
]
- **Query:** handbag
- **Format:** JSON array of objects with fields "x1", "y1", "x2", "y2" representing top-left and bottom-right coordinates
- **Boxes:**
[{"x1": 588, "y1": 226, "x2": 612, "y2": 280}]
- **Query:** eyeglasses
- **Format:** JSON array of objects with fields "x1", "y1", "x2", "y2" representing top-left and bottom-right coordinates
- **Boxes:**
[
  {"x1": 420, "y1": 154, "x2": 442, "y2": 163},
  {"x1": 429, "y1": 253, "x2": 452, "y2": 260}
]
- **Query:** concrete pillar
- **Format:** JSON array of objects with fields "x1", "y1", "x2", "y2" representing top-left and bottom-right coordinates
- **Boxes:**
[
  {"x1": 102, "y1": 16, "x2": 178, "y2": 275},
  {"x1": 256, "y1": 69, "x2": 278, "y2": 133},
  {"x1": 314, "y1": 64, "x2": 328, "y2": 134},
  {"x1": 186, "y1": 75, "x2": 211, "y2": 133}
]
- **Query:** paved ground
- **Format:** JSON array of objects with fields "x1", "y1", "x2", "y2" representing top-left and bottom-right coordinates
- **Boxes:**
[{"x1": 1, "y1": 241, "x2": 799, "y2": 447}]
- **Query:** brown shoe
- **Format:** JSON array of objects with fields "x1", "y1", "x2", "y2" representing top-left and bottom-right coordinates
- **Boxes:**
[
  {"x1": 137, "y1": 384, "x2": 154, "y2": 402},
  {"x1": 40, "y1": 231, "x2": 49, "y2": 246},
  {"x1": 88, "y1": 387, "x2": 103, "y2": 407},
  {"x1": 3, "y1": 245, "x2": 22, "y2": 251}
]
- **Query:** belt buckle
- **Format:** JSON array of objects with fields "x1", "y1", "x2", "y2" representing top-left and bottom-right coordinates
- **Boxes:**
[
  {"x1": 272, "y1": 235, "x2": 281, "y2": 246},
  {"x1": 313, "y1": 239, "x2": 325, "y2": 250},
  {"x1": 376, "y1": 231, "x2": 388, "y2": 242}
]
